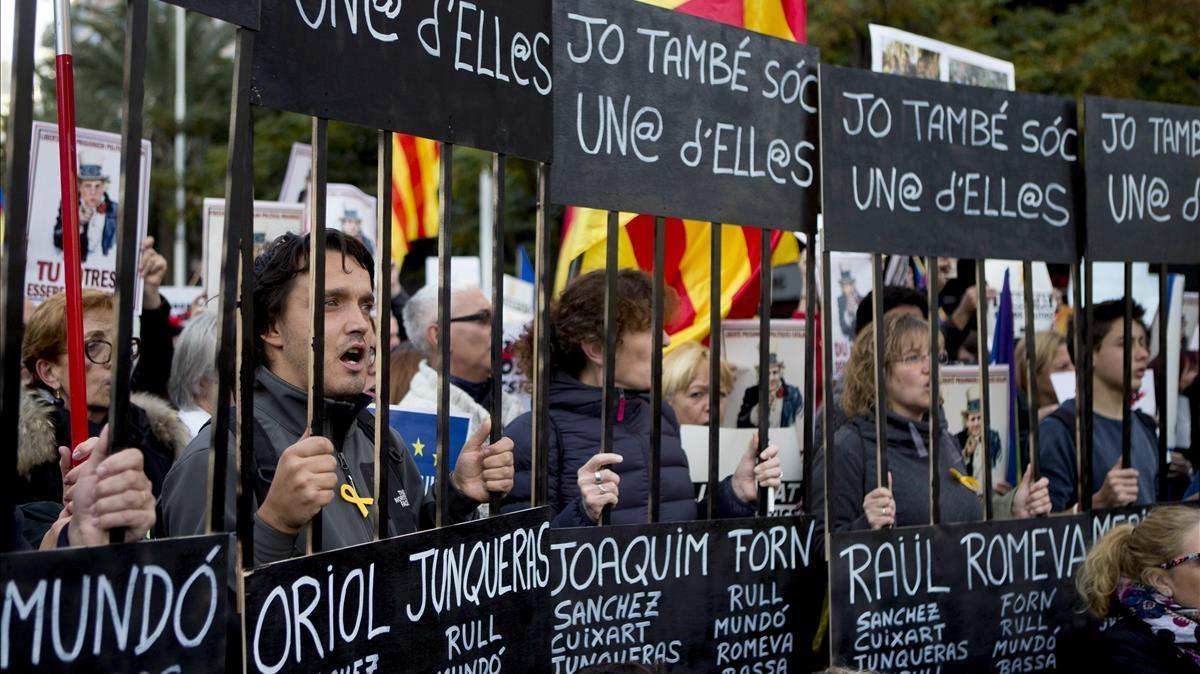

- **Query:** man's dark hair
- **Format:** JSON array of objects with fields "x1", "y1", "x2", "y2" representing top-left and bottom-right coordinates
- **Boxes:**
[
  {"x1": 854, "y1": 285, "x2": 929, "y2": 337},
  {"x1": 1067, "y1": 299, "x2": 1146, "y2": 364},
  {"x1": 252, "y1": 230, "x2": 374, "y2": 363}
]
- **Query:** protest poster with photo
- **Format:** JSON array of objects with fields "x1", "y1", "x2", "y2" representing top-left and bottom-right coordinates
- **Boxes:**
[
  {"x1": 825, "y1": 252, "x2": 873, "y2": 380},
  {"x1": 720, "y1": 320, "x2": 807, "y2": 430},
  {"x1": 941, "y1": 365, "x2": 1012, "y2": 487},
  {"x1": 679, "y1": 424, "x2": 805, "y2": 515},
  {"x1": 278, "y1": 141, "x2": 312, "y2": 203},
  {"x1": 326, "y1": 183, "x2": 378, "y2": 258},
  {"x1": 500, "y1": 274, "x2": 535, "y2": 413},
  {"x1": 985, "y1": 260, "x2": 1057, "y2": 348},
  {"x1": 201, "y1": 198, "x2": 306, "y2": 298},
  {"x1": 870, "y1": 24, "x2": 1015, "y2": 90},
  {"x1": 24, "y1": 122, "x2": 151, "y2": 309}
]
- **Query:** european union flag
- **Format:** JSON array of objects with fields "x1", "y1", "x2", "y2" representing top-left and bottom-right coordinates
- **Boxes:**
[{"x1": 378, "y1": 407, "x2": 469, "y2": 487}]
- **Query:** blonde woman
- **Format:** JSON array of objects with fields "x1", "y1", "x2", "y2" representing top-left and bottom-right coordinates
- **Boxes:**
[
  {"x1": 662, "y1": 340, "x2": 733, "y2": 426},
  {"x1": 816, "y1": 313, "x2": 1049, "y2": 532},
  {"x1": 1075, "y1": 506, "x2": 1200, "y2": 672}
]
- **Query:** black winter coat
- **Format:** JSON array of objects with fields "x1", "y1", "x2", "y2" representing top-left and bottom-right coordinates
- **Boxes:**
[
  {"x1": 501, "y1": 371, "x2": 754, "y2": 527},
  {"x1": 1063, "y1": 616, "x2": 1200, "y2": 674}
]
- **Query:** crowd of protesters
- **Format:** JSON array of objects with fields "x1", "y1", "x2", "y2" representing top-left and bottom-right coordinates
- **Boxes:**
[{"x1": 8, "y1": 235, "x2": 1200, "y2": 674}]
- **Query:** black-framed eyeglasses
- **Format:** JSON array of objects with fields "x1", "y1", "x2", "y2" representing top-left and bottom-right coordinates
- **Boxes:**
[
  {"x1": 449, "y1": 309, "x2": 492, "y2": 325},
  {"x1": 1159, "y1": 552, "x2": 1200, "y2": 570},
  {"x1": 84, "y1": 338, "x2": 140, "y2": 365}
]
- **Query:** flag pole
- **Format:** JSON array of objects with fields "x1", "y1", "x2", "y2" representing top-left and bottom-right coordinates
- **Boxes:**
[{"x1": 54, "y1": 0, "x2": 90, "y2": 454}]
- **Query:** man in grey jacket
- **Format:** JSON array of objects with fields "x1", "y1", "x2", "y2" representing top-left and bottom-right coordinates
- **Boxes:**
[{"x1": 158, "y1": 231, "x2": 515, "y2": 565}]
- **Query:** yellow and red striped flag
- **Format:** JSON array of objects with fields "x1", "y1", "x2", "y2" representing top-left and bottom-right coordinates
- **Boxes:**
[
  {"x1": 556, "y1": 0, "x2": 808, "y2": 347},
  {"x1": 390, "y1": 134, "x2": 441, "y2": 265}
]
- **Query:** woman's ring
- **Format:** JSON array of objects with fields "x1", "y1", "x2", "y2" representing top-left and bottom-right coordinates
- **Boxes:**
[
  {"x1": 594, "y1": 471, "x2": 603, "y2": 485},
  {"x1": 598, "y1": 484, "x2": 609, "y2": 494}
]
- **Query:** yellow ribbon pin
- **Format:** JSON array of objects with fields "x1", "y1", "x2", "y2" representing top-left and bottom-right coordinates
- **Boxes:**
[
  {"x1": 340, "y1": 483, "x2": 375, "y2": 518},
  {"x1": 949, "y1": 467, "x2": 982, "y2": 494}
]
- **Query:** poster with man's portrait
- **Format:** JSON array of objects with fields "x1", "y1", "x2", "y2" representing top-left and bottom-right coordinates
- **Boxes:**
[
  {"x1": 278, "y1": 142, "x2": 313, "y2": 204},
  {"x1": 201, "y1": 198, "x2": 306, "y2": 298},
  {"x1": 941, "y1": 365, "x2": 1012, "y2": 488},
  {"x1": 720, "y1": 319, "x2": 807, "y2": 431},
  {"x1": 25, "y1": 122, "x2": 151, "y2": 307},
  {"x1": 825, "y1": 252, "x2": 873, "y2": 381},
  {"x1": 326, "y1": 184, "x2": 378, "y2": 258}
]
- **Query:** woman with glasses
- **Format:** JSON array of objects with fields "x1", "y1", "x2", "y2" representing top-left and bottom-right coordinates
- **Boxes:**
[
  {"x1": 18, "y1": 290, "x2": 187, "y2": 520},
  {"x1": 1074, "y1": 505, "x2": 1200, "y2": 672},
  {"x1": 501, "y1": 269, "x2": 782, "y2": 527},
  {"x1": 818, "y1": 312, "x2": 1049, "y2": 532}
]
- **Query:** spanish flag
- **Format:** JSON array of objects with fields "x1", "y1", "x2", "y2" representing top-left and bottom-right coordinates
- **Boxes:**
[
  {"x1": 556, "y1": 0, "x2": 807, "y2": 347},
  {"x1": 390, "y1": 134, "x2": 441, "y2": 265}
]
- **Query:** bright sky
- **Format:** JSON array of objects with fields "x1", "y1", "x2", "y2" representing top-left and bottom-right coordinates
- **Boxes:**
[{"x1": 1, "y1": 0, "x2": 56, "y2": 117}]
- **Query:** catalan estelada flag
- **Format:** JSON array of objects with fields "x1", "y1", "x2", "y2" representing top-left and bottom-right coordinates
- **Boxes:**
[
  {"x1": 391, "y1": 134, "x2": 441, "y2": 266},
  {"x1": 556, "y1": 0, "x2": 807, "y2": 347}
]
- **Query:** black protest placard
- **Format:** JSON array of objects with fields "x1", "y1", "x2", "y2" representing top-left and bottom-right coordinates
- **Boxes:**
[
  {"x1": 545, "y1": 516, "x2": 826, "y2": 673},
  {"x1": 243, "y1": 508, "x2": 551, "y2": 674},
  {"x1": 828, "y1": 517, "x2": 1097, "y2": 674},
  {"x1": 550, "y1": 0, "x2": 820, "y2": 231},
  {"x1": 0, "y1": 534, "x2": 233, "y2": 673},
  {"x1": 1085, "y1": 96, "x2": 1200, "y2": 263},
  {"x1": 160, "y1": 0, "x2": 259, "y2": 28},
  {"x1": 820, "y1": 65, "x2": 1080, "y2": 262},
  {"x1": 253, "y1": 0, "x2": 552, "y2": 161}
]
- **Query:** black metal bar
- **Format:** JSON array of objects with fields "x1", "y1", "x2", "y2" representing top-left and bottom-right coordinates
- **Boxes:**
[
  {"x1": 975, "y1": 260, "x2": 993, "y2": 520},
  {"x1": 1083, "y1": 260, "x2": 1095, "y2": 508},
  {"x1": 927, "y1": 256, "x2": 940, "y2": 524},
  {"x1": 221, "y1": 29, "x2": 256, "y2": 567},
  {"x1": 1022, "y1": 260, "x2": 1040, "y2": 481},
  {"x1": 599, "y1": 211, "x2": 619, "y2": 526},
  {"x1": 1070, "y1": 261, "x2": 1086, "y2": 511},
  {"x1": 872, "y1": 253, "x2": 889, "y2": 490},
  {"x1": 1158, "y1": 263, "x2": 1169, "y2": 501},
  {"x1": 0, "y1": 0, "x2": 36, "y2": 550},
  {"x1": 306, "y1": 117, "x2": 328, "y2": 554},
  {"x1": 649, "y1": 216, "x2": 665, "y2": 523},
  {"x1": 821, "y1": 248, "x2": 835, "y2": 542},
  {"x1": 802, "y1": 229, "x2": 816, "y2": 514},
  {"x1": 489, "y1": 153, "x2": 506, "y2": 517},
  {"x1": 531, "y1": 163, "x2": 550, "y2": 508},
  {"x1": 105, "y1": 0, "x2": 149, "y2": 544},
  {"x1": 374, "y1": 130, "x2": 392, "y2": 539},
  {"x1": 1122, "y1": 262, "x2": 1133, "y2": 468},
  {"x1": 436, "y1": 142, "x2": 454, "y2": 528},
  {"x1": 707, "y1": 222, "x2": 722, "y2": 519},
  {"x1": 756, "y1": 227, "x2": 772, "y2": 516}
]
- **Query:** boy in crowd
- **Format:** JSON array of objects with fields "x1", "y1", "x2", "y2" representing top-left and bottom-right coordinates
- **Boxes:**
[{"x1": 1039, "y1": 299, "x2": 1157, "y2": 511}]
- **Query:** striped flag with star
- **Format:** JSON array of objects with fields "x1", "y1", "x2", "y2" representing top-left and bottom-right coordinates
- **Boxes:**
[{"x1": 556, "y1": 0, "x2": 807, "y2": 346}]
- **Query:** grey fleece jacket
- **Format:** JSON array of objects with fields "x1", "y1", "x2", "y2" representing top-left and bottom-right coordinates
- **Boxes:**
[
  {"x1": 813, "y1": 410, "x2": 982, "y2": 532},
  {"x1": 158, "y1": 367, "x2": 480, "y2": 566}
]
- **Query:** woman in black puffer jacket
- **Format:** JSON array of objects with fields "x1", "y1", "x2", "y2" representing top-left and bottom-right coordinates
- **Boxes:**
[{"x1": 500, "y1": 269, "x2": 781, "y2": 527}]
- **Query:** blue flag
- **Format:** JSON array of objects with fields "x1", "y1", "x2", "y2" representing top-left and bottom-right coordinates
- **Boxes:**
[
  {"x1": 517, "y1": 245, "x2": 535, "y2": 283},
  {"x1": 376, "y1": 407, "x2": 469, "y2": 489},
  {"x1": 990, "y1": 269, "x2": 1020, "y2": 485}
]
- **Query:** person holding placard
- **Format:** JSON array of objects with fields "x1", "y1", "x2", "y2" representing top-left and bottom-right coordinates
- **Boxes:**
[
  {"x1": 1039, "y1": 300, "x2": 1158, "y2": 511},
  {"x1": 1074, "y1": 505, "x2": 1200, "y2": 672},
  {"x1": 816, "y1": 313, "x2": 1049, "y2": 531},
  {"x1": 501, "y1": 269, "x2": 782, "y2": 526}
]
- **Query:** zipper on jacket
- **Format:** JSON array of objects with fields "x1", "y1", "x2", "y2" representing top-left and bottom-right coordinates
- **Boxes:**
[{"x1": 617, "y1": 390, "x2": 627, "y2": 423}]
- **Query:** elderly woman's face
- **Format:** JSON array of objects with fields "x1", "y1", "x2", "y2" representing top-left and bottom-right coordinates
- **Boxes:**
[
  {"x1": 55, "y1": 308, "x2": 116, "y2": 415},
  {"x1": 667, "y1": 366, "x2": 729, "y2": 426}
]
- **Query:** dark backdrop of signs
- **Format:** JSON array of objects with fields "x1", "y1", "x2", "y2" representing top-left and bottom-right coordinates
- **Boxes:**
[
  {"x1": 0, "y1": 534, "x2": 233, "y2": 673},
  {"x1": 820, "y1": 65, "x2": 1080, "y2": 262},
  {"x1": 546, "y1": 516, "x2": 827, "y2": 673},
  {"x1": 243, "y1": 509, "x2": 551, "y2": 674},
  {"x1": 1084, "y1": 96, "x2": 1200, "y2": 264},
  {"x1": 550, "y1": 0, "x2": 820, "y2": 231},
  {"x1": 253, "y1": 0, "x2": 552, "y2": 161},
  {"x1": 827, "y1": 508, "x2": 1158, "y2": 673},
  {"x1": 160, "y1": 0, "x2": 259, "y2": 28}
]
